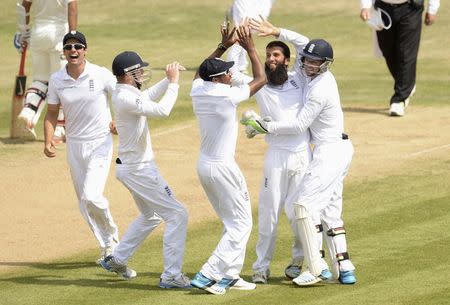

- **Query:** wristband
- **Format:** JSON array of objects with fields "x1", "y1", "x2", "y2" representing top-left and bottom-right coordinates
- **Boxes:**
[{"x1": 218, "y1": 43, "x2": 228, "y2": 51}]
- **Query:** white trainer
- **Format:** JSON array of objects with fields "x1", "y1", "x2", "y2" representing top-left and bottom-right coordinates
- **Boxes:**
[
  {"x1": 292, "y1": 270, "x2": 322, "y2": 286},
  {"x1": 389, "y1": 102, "x2": 405, "y2": 117},
  {"x1": 229, "y1": 278, "x2": 257, "y2": 290},
  {"x1": 100, "y1": 255, "x2": 137, "y2": 280},
  {"x1": 159, "y1": 273, "x2": 192, "y2": 289},
  {"x1": 252, "y1": 269, "x2": 270, "y2": 284}
]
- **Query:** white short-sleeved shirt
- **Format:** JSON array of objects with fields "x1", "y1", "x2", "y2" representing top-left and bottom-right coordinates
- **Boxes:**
[
  {"x1": 47, "y1": 61, "x2": 116, "y2": 141},
  {"x1": 26, "y1": 0, "x2": 75, "y2": 26},
  {"x1": 112, "y1": 80, "x2": 179, "y2": 164},
  {"x1": 191, "y1": 79, "x2": 250, "y2": 160}
]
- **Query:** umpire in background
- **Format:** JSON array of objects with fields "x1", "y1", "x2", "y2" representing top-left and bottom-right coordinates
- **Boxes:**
[{"x1": 360, "y1": 0, "x2": 440, "y2": 117}]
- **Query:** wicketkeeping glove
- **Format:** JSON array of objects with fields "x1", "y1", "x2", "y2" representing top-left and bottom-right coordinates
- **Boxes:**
[{"x1": 240, "y1": 109, "x2": 269, "y2": 137}]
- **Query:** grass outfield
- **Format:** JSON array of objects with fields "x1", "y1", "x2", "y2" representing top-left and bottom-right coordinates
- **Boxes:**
[
  {"x1": 1, "y1": 1, "x2": 450, "y2": 304},
  {"x1": 1, "y1": 158, "x2": 449, "y2": 305}
]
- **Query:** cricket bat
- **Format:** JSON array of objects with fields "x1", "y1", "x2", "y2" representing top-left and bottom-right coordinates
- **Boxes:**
[{"x1": 10, "y1": 46, "x2": 27, "y2": 139}]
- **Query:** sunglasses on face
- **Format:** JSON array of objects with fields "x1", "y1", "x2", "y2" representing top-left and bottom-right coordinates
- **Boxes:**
[{"x1": 63, "y1": 43, "x2": 85, "y2": 51}]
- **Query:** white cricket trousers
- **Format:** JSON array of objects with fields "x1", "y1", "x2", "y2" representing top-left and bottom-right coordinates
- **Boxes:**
[
  {"x1": 30, "y1": 23, "x2": 67, "y2": 82},
  {"x1": 197, "y1": 157, "x2": 252, "y2": 281},
  {"x1": 252, "y1": 147, "x2": 311, "y2": 273},
  {"x1": 297, "y1": 139, "x2": 355, "y2": 272},
  {"x1": 66, "y1": 134, "x2": 119, "y2": 249},
  {"x1": 114, "y1": 161, "x2": 188, "y2": 279}
]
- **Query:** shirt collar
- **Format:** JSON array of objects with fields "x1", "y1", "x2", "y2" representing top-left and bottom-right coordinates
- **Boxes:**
[{"x1": 62, "y1": 60, "x2": 91, "y2": 80}]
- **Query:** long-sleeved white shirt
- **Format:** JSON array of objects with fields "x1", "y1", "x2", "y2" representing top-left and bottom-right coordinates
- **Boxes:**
[
  {"x1": 112, "y1": 79, "x2": 179, "y2": 164},
  {"x1": 267, "y1": 71, "x2": 344, "y2": 146},
  {"x1": 360, "y1": 0, "x2": 440, "y2": 15},
  {"x1": 231, "y1": 28, "x2": 310, "y2": 152}
]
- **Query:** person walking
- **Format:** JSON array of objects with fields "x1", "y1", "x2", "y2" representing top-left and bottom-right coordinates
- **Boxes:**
[{"x1": 360, "y1": 0, "x2": 440, "y2": 116}]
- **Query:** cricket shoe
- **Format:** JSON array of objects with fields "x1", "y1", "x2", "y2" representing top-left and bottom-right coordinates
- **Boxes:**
[
  {"x1": 17, "y1": 107, "x2": 37, "y2": 140},
  {"x1": 159, "y1": 273, "x2": 193, "y2": 289},
  {"x1": 389, "y1": 102, "x2": 405, "y2": 117},
  {"x1": 100, "y1": 255, "x2": 137, "y2": 280},
  {"x1": 284, "y1": 260, "x2": 302, "y2": 279},
  {"x1": 252, "y1": 269, "x2": 270, "y2": 284},
  {"x1": 319, "y1": 269, "x2": 333, "y2": 281},
  {"x1": 190, "y1": 272, "x2": 224, "y2": 295},
  {"x1": 218, "y1": 277, "x2": 256, "y2": 291},
  {"x1": 97, "y1": 244, "x2": 115, "y2": 265},
  {"x1": 339, "y1": 270, "x2": 356, "y2": 285},
  {"x1": 292, "y1": 270, "x2": 322, "y2": 287}
]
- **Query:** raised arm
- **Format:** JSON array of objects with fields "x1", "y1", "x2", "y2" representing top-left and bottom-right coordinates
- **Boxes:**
[
  {"x1": 68, "y1": 0, "x2": 78, "y2": 31},
  {"x1": 236, "y1": 24, "x2": 266, "y2": 96},
  {"x1": 194, "y1": 22, "x2": 237, "y2": 80}
]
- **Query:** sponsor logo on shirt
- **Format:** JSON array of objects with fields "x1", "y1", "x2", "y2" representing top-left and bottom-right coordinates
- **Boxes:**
[
  {"x1": 135, "y1": 98, "x2": 141, "y2": 106},
  {"x1": 290, "y1": 79, "x2": 299, "y2": 89}
]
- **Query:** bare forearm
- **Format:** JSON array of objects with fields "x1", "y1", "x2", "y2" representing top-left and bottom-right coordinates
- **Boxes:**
[
  {"x1": 44, "y1": 108, "x2": 58, "y2": 144},
  {"x1": 68, "y1": 1, "x2": 78, "y2": 31},
  {"x1": 247, "y1": 48, "x2": 266, "y2": 96}
]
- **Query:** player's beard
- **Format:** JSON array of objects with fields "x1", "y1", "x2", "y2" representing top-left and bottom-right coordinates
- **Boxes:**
[{"x1": 265, "y1": 63, "x2": 288, "y2": 86}]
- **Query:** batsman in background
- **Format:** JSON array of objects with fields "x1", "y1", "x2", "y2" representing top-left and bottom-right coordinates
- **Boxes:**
[
  {"x1": 100, "y1": 51, "x2": 191, "y2": 289},
  {"x1": 15, "y1": 0, "x2": 77, "y2": 141},
  {"x1": 232, "y1": 17, "x2": 333, "y2": 284},
  {"x1": 242, "y1": 38, "x2": 357, "y2": 286},
  {"x1": 189, "y1": 23, "x2": 266, "y2": 295}
]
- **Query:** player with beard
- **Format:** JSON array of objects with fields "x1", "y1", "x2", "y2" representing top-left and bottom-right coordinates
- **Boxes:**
[{"x1": 231, "y1": 17, "x2": 332, "y2": 284}]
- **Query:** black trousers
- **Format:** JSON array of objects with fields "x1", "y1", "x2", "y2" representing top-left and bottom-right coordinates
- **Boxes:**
[{"x1": 375, "y1": 0, "x2": 424, "y2": 104}]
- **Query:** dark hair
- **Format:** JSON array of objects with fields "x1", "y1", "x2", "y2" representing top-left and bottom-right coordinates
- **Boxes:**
[{"x1": 266, "y1": 41, "x2": 290, "y2": 58}]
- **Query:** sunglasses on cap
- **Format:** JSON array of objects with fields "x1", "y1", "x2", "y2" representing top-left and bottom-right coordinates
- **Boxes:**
[{"x1": 63, "y1": 43, "x2": 86, "y2": 51}]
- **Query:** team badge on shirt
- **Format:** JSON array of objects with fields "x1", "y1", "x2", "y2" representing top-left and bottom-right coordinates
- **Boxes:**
[{"x1": 135, "y1": 98, "x2": 141, "y2": 106}]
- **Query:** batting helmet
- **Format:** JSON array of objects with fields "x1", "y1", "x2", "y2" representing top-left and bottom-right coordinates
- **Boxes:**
[{"x1": 299, "y1": 39, "x2": 334, "y2": 75}]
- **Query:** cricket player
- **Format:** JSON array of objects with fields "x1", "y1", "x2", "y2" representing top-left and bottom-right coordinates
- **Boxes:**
[
  {"x1": 242, "y1": 38, "x2": 357, "y2": 286},
  {"x1": 44, "y1": 31, "x2": 119, "y2": 264},
  {"x1": 15, "y1": 0, "x2": 77, "y2": 141},
  {"x1": 100, "y1": 51, "x2": 191, "y2": 289},
  {"x1": 226, "y1": 0, "x2": 276, "y2": 72},
  {"x1": 189, "y1": 24, "x2": 266, "y2": 295},
  {"x1": 232, "y1": 17, "x2": 332, "y2": 284}
]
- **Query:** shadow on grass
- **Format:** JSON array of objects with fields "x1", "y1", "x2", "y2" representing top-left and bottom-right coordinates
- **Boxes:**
[
  {"x1": 342, "y1": 106, "x2": 389, "y2": 116},
  {"x1": 0, "y1": 137, "x2": 43, "y2": 144},
  {"x1": 0, "y1": 261, "x2": 97, "y2": 270}
]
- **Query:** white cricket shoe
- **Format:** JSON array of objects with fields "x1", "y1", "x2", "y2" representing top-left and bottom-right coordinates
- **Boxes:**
[
  {"x1": 100, "y1": 255, "x2": 137, "y2": 280},
  {"x1": 226, "y1": 278, "x2": 256, "y2": 290},
  {"x1": 389, "y1": 102, "x2": 405, "y2": 117},
  {"x1": 252, "y1": 269, "x2": 270, "y2": 284},
  {"x1": 17, "y1": 107, "x2": 37, "y2": 140},
  {"x1": 159, "y1": 273, "x2": 193, "y2": 289},
  {"x1": 292, "y1": 270, "x2": 322, "y2": 286}
]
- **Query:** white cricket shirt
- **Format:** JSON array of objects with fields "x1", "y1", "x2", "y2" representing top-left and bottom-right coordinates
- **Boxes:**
[
  {"x1": 267, "y1": 71, "x2": 344, "y2": 146},
  {"x1": 26, "y1": 0, "x2": 75, "y2": 26},
  {"x1": 191, "y1": 79, "x2": 250, "y2": 161},
  {"x1": 112, "y1": 79, "x2": 179, "y2": 164},
  {"x1": 47, "y1": 61, "x2": 116, "y2": 141}
]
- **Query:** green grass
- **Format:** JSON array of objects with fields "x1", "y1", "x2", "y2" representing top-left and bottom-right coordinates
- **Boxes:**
[
  {"x1": 1, "y1": 158, "x2": 449, "y2": 305},
  {"x1": 1, "y1": 1, "x2": 450, "y2": 304},
  {"x1": 1, "y1": 0, "x2": 449, "y2": 139}
]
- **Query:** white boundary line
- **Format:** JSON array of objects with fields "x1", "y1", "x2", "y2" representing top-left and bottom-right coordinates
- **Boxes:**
[{"x1": 404, "y1": 144, "x2": 450, "y2": 158}]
